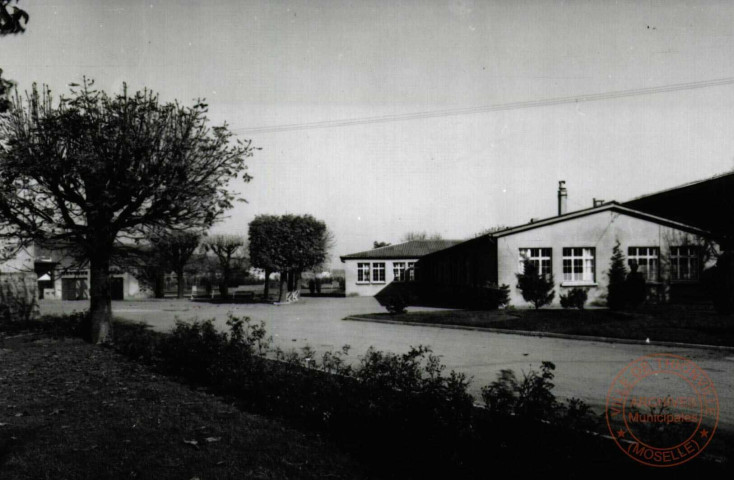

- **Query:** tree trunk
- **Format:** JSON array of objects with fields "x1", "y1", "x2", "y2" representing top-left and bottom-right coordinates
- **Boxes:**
[
  {"x1": 89, "y1": 253, "x2": 113, "y2": 344},
  {"x1": 278, "y1": 271, "x2": 285, "y2": 302},
  {"x1": 154, "y1": 269, "x2": 165, "y2": 298},
  {"x1": 219, "y1": 264, "x2": 230, "y2": 298},
  {"x1": 284, "y1": 271, "x2": 301, "y2": 303},
  {"x1": 176, "y1": 267, "x2": 185, "y2": 299},
  {"x1": 263, "y1": 270, "x2": 271, "y2": 301}
]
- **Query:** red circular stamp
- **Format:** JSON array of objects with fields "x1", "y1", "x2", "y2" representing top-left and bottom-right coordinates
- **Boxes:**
[{"x1": 605, "y1": 353, "x2": 719, "y2": 467}]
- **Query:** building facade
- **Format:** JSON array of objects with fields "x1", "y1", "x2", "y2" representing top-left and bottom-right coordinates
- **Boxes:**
[
  {"x1": 340, "y1": 240, "x2": 461, "y2": 296},
  {"x1": 417, "y1": 202, "x2": 715, "y2": 308},
  {"x1": 0, "y1": 242, "x2": 147, "y2": 301}
]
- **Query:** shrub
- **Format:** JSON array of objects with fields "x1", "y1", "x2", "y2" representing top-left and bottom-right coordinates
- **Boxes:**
[
  {"x1": 516, "y1": 259, "x2": 555, "y2": 309},
  {"x1": 478, "y1": 282, "x2": 511, "y2": 310},
  {"x1": 384, "y1": 296, "x2": 408, "y2": 315},
  {"x1": 481, "y1": 361, "x2": 598, "y2": 428},
  {"x1": 706, "y1": 251, "x2": 734, "y2": 314},
  {"x1": 560, "y1": 288, "x2": 587, "y2": 309},
  {"x1": 24, "y1": 312, "x2": 625, "y2": 476},
  {"x1": 607, "y1": 240, "x2": 628, "y2": 310},
  {"x1": 335, "y1": 276, "x2": 346, "y2": 292},
  {"x1": 625, "y1": 262, "x2": 647, "y2": 309}
]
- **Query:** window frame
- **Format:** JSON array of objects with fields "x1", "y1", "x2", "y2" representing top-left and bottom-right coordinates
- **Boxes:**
[
  {"x1": 562, "y1": 247, "x2": 596, "y2": 285},
  {"x1": 518, "y1": 248, "x2": 553, "y2": 276},
  {"x1": 393, "y1": 262, "x2": 406, "y2": 282},
  {"x1": 357, "y1": 262, "x2": 371, "y2": 283},
  {"x1": 627, "y1": 246, "x2": 660, "y2": 283},
  {"x1": 670, "y1": 246, "x2": 701, "y2": 282},
  {"x1": 372, "y1": 262, "x2": 386, "y2": 283}
]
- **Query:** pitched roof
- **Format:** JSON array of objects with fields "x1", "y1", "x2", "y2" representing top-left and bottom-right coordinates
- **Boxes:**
[
  {"x1": 340, "y1": 240, "x2": 463, "y2": 262},
  {"x1": 489, "y1": 202, "x2": 711, "y2": 239}
]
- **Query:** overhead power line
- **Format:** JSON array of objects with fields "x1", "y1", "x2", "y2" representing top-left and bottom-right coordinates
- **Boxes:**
[{"x1": 231, "y1": 77, "x2": 734, "y2": 135}]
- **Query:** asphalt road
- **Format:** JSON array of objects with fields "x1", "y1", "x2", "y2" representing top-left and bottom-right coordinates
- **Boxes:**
[{"x1": 40, "y1": 296, "x2": 734, "y2": 432}]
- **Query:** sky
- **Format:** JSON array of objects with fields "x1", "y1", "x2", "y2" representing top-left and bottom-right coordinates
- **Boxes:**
[{"x1": 3, "y1": 0, "x2": 734, "y2": 267}]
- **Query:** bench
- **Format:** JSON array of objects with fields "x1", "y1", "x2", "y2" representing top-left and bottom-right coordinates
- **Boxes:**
[
  {"x1": 190, "y1": 293, "x2": 213, "y2": 301},
  {"x1": 232, "y1": 291, "x2": 255, "y2": 302}
]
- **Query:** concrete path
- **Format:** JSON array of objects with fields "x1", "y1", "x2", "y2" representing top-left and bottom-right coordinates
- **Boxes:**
[{"x1": 40, "y1": 297, "x2": 734, "y2": 432}]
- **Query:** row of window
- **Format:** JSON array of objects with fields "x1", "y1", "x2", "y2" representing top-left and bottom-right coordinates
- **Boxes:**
[
  {"x1": 357, "y1": 261, "x2": 415, "y2": 283},
  {"x1": 519, "y1": 246, "x2": 700, "y2": 283}
]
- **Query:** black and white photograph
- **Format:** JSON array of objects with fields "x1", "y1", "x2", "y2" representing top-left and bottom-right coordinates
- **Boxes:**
[{"x1": 1, "y1": 0, "x2": 733, "y2": 477}]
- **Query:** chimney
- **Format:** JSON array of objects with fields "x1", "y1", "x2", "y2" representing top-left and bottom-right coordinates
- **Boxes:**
[
  {"x1": 593, "y1": 198, "x2": 605, "y2": 207},
  {"x1": 557, "y1": 180, "x2": 567, "y2": 216}
]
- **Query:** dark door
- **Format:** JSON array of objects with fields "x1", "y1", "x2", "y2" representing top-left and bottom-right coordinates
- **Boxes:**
[{"x1": 111, "y1": 277, "x2": 124, "y2": 300}]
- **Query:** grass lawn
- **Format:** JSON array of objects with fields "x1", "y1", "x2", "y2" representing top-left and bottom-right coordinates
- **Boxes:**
[
  {"x1": 0, "y1": 336, "x2": 372, "y2": 480},
  {"x1": 354, "y1": 305, "x2": 734, "y2": 347}
]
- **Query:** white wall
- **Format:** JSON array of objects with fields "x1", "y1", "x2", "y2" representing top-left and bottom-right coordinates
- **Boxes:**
[
  {"x1": 343, "y1": 258, "x2": 417, "y2": 296},
  {"x1": 0, "y1": 246, "x2": 35, "y2": 274},
  {"x1": 497, "y1": 210, "x2": 713, "y2": 307}
]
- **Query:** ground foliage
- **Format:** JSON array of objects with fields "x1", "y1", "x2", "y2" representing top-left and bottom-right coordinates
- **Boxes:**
[
  {"x1": 2, "y1": 314, "x2": 729, "y2": 478},
  {"x1": 0, "y1": 335, "x2": 372, "y2": 480}
]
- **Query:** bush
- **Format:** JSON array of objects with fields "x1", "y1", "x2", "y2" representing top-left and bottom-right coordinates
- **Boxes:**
[
  {"x1": 516, "y1": 260, "x2": 555, "y2": 309},
  {"x1": 625, "y1": 262, "x2": 646, "y2": 309},
  {"x1": 478, "y1": 282, "x2": 511, "y2": 310},
  {"x1": 706, "y1": 251, "x2": 734, "y2": 314},
  {"x1": 23, "y1": 312, "x2": 659, "y2": 475},
  {"x1": 334, "y1": 276, "x2": 346, "y2": 292},
  {"x1": 384, "y1": 296, "x2": 408, "y2": 314},
  {"x1": 607, "y1": 241, "x2": 628, "y2": 310},
  {"x1": 560, "y1": 288, "x2": 587, "y2": 309},
  {"x1": 480, "y1": 361, "x2": 598, "y2": 430}
]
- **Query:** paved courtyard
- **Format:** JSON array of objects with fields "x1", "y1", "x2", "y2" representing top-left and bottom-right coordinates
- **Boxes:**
[{"x1": 41, "y1": 296, "x2": 734, "y2": 432}]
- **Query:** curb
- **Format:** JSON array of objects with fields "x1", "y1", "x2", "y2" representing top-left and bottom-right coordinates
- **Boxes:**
[{"x1": 343, "y1": 316, "x2": 734, "y2": 352}]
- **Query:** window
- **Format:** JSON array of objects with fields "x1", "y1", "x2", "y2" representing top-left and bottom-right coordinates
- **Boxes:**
[
  {"x1": 357, "y1": 263, "x2": 370, "y2": 283},
  {"x1": 671, "y1": 246, "x2": 700, "y2": 281},
  {"x1": 407, "y1": 262, "x2": 416, "y2": 282},
  {"x1": 519, "y1": 248, "x2": 552, "y2": 276},
  {"x1": 372, "y1": 262, "x2": 386, "y2": 283},
  {"x1": 628, "y1": 247, "x2": 659, "y2": 282},
  {"x1": 562, "y1": 247, "x2": 595, "y2": 283},
  {"x1": 393, "y1": 262, "x2": 406, "y2": 281}
]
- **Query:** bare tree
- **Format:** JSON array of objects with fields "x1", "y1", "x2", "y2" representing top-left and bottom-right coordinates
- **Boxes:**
[
  {"x1": 202, "y1": 234, "x2": 247, "y2": 298},
  {"x1": 150, "y1": 230, "x2": 201, "y2": 298},
  {"x1": 401, "y1": 231, "x2": 443, "y2": 242}
]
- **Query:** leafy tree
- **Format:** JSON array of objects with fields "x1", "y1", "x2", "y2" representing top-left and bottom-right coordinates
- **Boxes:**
[
  {"x1": 0, "y1": 80, "x2": 255, "y2": 343},
  {"x1": 0, "y1": 0, "x2": 28, "y2": 35},
  {"x1": 248, "y1": 214, "x2": 331, "y2": 303},
  {"x1": 276, "y1": 214, "x2": 331, "y2": 302},
  {"x1": 248, "y1": 214, "x2": 284, "y2": 300},
  {"x1": 373, "y1": 241, "x2": 391, "y2": 249},
  {"x1": 607, "y1": 240, "x2": 628, "y2": 310},
  {"x1": 150, "y1": 230, "x2": 201, "y2": 298},
  {"x1": 401, "y1": 231, "x2": 443, "y2": 242},
  {"x1": 0, "y1": 1, "x2": 29, "y2": 113},
  {"x1": 202, "y1": 234, "x2": 247, "y2": 298},
  {"x1": 515, "y1": 259, "x2": 555, "y2": 309}
]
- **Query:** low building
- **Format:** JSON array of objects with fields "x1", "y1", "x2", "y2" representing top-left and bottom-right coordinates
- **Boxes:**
[
  {"x1": 0, "y1": 241, "x2": 147, "y2": 301},
  {"x1": 417, "y1": 183, "x2": 716, "y2": 308},
  {"x1": 340, "y1": 240, "x2": 462, "y2": 296}
]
